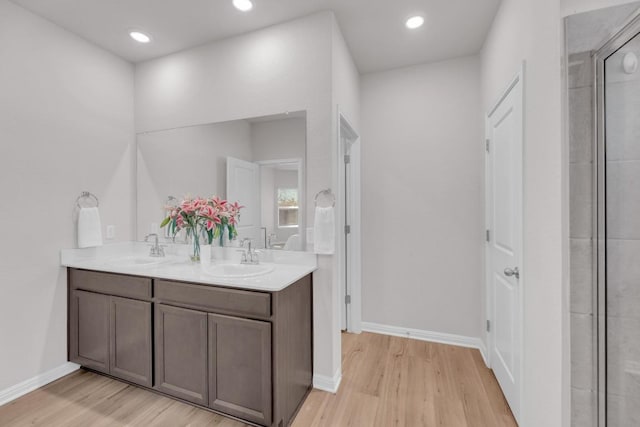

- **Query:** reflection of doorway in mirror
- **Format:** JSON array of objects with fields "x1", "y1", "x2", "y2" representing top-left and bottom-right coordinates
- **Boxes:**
[{"x1": 256, "y1": 159, "x2": 303, "y2": 250}]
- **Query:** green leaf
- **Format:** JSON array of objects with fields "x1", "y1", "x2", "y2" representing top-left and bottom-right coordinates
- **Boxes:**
[{"x1": 160, "y1": 216, "x2": 171, "y2": 228}]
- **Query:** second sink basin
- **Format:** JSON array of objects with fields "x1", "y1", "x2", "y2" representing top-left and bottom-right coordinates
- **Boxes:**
[{"x1": 203, "y1": 263, "x2": 275, "y2": 278}]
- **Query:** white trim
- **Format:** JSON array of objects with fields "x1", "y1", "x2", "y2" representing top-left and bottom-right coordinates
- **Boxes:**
[
  {"x1": 337, "y1": 108, "x2": 362, "y2": 333},
  {"x1": 362, "y1": 322, "x2": 488, "y2": 362},
  {"x1": 477, "y1": 339, "x2": 489, "y2": 366},
  {"x1": 312, "y1": 369, "x2": 342, "y2": 394},
  {"x1": 0, "y1": 362, "x2": 80, "y2": 407}
]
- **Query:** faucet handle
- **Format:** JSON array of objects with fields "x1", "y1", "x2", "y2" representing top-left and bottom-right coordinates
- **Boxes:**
[
  {"x1": 236, "y1": 249, "x2": 248, "y2": 264},
  {"x1": 145, "y1": 233, "x2": 165, "y2": 257}
]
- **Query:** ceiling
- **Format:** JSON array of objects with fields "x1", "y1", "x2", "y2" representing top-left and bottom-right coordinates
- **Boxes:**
[{"x1": 11, "y1": 0, "x2": 501, "y2": 73}]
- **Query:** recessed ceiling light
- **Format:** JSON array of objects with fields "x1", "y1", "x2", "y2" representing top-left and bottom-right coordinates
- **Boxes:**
[
  {"x1": 129, "y1": 31, "x2": 151, "y2": 43},
  {"x1": 233, "y1": 0, "x2": 253, "y2": 12},
  {"x1": 405, "y1": 16, "x2": 425, "y2": 30}
]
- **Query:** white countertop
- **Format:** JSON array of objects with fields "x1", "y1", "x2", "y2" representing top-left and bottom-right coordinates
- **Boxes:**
[{"x1": 60, "y1": 242, "x2": 318, "y2": 292}]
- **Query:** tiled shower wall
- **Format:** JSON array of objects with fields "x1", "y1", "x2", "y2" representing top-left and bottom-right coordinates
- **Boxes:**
[
  {"x1": 567, "y1": 3, "x2": 640, "y2": 426},
  {"x1": 568, "y1": 49, "x2": 596, "y2": 427},
  {"x1": 604, "y1": 33, "x2": 640, "y2": 425}
]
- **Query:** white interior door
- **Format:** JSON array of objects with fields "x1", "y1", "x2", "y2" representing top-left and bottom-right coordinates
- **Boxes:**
[
  {"x1": 486, "y1": 71, "x2": 523, "y2": 423},
  {"x1": 226, "y1": 157, "x2": 260, "y2": 242}
]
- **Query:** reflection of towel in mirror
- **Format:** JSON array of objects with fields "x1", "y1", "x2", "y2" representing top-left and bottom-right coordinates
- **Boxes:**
[
  {"x1": 78, "y1": 207, "x2": 103, "y2": 248},
  {"x1": 313, "y1": 206, "x2": 335, "y2": 255}
]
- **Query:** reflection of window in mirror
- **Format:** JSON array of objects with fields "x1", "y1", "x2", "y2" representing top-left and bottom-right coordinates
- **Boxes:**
[{"x1": 277, "y1": 188, "x2": 299, "y2": 228}]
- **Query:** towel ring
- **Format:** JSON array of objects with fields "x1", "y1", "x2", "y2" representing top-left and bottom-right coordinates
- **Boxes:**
[
  {"x1": 76, "y1": 191, "x2": 99, "y2": 209},
  {"x1": 314, "y1": 189, "x2": 336, "y2": 207}
]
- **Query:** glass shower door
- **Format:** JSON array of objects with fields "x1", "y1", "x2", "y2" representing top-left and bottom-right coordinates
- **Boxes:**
[{"x1": 603, "y1": 28, "x2": 640, "y2": 426}]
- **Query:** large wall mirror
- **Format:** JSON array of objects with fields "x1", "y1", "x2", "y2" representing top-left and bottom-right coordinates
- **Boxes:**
[{"x1": 136, "y1": 111, "x2": 307, "y2": 251}]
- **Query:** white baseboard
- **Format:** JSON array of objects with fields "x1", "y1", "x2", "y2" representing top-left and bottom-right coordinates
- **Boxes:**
[
  {"x1": 0, "y1": 362, "x2": 80, "y2": 407},
  {"x1": 313, "y1": 368, "x2": 342, "y2": 394},
  {"x1": 477, "y1": 339, "x2": 489, "y2": 366},
  {"x1": 362, "y1": 321, "x2": 488, "y2": 362}
]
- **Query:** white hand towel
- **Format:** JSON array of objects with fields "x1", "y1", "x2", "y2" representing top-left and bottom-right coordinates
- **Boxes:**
[
  {"x1": 78, "y1": 207, "x2": 103, "y2": 248},
  {"x1": 313, "y1": 206, "x2": 335, "y2": 255}
]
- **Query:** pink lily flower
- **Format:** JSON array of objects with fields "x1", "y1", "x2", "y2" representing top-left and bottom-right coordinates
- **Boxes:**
[
  {"x1": 199, "y1": 205, "x2": 215, "y2": 218},
  {"x1": 211, "y1": 196, "x2": 228, "y2": 208},
  {"x1": 229, "y1": 201, "x2": 244, "y2": 211}
]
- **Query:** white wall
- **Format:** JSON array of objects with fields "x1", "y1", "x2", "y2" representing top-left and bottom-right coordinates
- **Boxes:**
[
  {"x1": 332, "y1": 17, "x2": 360, "y2": 128},
  {"x1": 135, "y1": 12, "x2": 344, "y2": 386},
  {"x1": 0, "y1": 0, "x2": 135, "y2": 391},
  {"x1": 481, "y1": 0, "x2": 567, "y2": 425},
  {"x1": 360, "y1": 56, "x2": 484, "y2": 340},
  {"x1": 250, "y1": 117, "x2": 306, "y2": 162},
  {"x1": 561, "y1": 0, "x2": 638, "y2": 16},
  {"x1": 136, "y1": 121, "x2": 252, "y2": 239}
]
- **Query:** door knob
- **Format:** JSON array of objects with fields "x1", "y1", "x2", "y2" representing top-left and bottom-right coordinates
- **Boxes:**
[{"x1": 504, "y1": 267, "x2": 520, "y2": 279}]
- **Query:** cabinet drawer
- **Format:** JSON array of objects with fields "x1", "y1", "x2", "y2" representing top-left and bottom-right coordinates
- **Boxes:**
[
  {"x1": 69, "y1": 269, "x2": 152, "y2": 301},
  {"x1": 155, "y1": 280, "x2": 271, "y2": 318}
]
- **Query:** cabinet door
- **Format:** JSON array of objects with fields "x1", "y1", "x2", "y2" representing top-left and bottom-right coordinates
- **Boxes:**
[
  {"x1": 110, "y1": 296, "x2": 152, "y2": 387},
  {"x1": 208, "y1": 313, "x2": 272, "y2": 426},
  {"x1": 69, "y1": 290, "x2": 110, "y2": 373},
  {"x1": 155, "y1": 304, "x2": 208, "y2": 405}
]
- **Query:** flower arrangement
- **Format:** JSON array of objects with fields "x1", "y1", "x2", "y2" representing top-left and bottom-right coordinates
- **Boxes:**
[{"x1": 160, "y1": 196, "x2": 243, "y2": 261}]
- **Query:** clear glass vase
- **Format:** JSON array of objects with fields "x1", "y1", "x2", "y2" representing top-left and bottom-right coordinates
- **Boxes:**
[
  {"x1": 189, "y1": 228, "x2": 201, "y2": 262},
  {"x1": 213, "y1": 225, "x2": 228, "y2": 248},
  {"x1": 210, "y1": 225, "x2": 228, "y2": 264}
]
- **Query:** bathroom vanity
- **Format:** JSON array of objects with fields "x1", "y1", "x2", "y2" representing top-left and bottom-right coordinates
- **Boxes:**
[{"x1": 61, "y1": 243, "x2": 316, "y2": 427}]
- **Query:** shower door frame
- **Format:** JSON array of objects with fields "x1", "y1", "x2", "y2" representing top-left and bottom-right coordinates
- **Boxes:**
[{"x1": 594, "y1": 13, "x2": 640, "y2": 426}]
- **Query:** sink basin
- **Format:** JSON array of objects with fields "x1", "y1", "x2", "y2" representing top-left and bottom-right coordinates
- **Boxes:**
[
  {"x1": 102, "y1": 255, "x2": 174, "y2": 268},
  {"x1": 203, "y1": 263, "x2": 275, "y2": 278}
]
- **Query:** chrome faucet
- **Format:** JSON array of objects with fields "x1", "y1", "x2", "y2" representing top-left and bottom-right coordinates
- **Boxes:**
[
  {"x1": 239, "y1": 238, "x2": 259, "y2": 264},
  {"x1": 268, "y1": 233, "x2": 277, "y2": 249},
  {"x1": 144, "y1": 233, "x2": 165, "y2": 257}
]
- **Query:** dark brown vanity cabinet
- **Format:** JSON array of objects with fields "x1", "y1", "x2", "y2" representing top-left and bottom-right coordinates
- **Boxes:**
[
  {"x1": 68, "y1": 270, "x2": 153, "y2": 388},
  {"x1": 109, "y1": 296, "x2": 153, "y2": 387},
  {"x1": 69, "y1": 290, "x2": 110, "y2": 373},
  {"x1": 154, "y1": 305, "x2": 273, "y2": 424},
  {"x1": 208, "y1": 313, "x2": 272, "y2": 425},
  {"x1": 68, "y1": 268, "x2": 312, "y2": 427},
  {"x1": 154, "y1": 304, "x2": 209, "y2": 405},
  {"x1": 154, "y1": 279, "x2": 274, "y2": 425}
]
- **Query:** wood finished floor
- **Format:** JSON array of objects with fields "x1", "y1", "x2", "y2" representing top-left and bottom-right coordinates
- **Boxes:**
[{"x1": 0, "y1": 332, "x2": 516, "y2": 427}]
